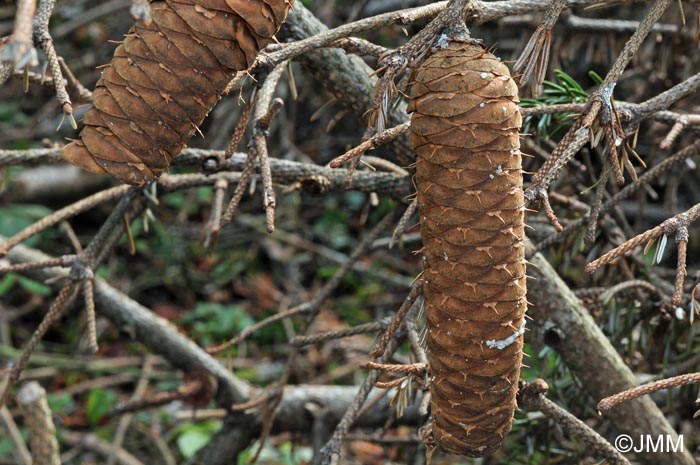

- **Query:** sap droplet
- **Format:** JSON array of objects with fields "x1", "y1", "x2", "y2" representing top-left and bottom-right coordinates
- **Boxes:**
[
  {"x1": 479, "y1": 102, "x2": 485, "y2": 108},
  {"x1": 480, "y1": 72, "x2": 488, "y2": 79},
  {"x1": 614, "y1": 137, "x2": 623, "y2": 147}
]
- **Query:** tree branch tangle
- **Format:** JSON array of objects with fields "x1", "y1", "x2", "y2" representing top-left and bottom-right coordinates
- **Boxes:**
[
  {"x1": 63, "y1": 0, "x2": 293, "y2": 185},
  {"x1": 408, "y1": 36, "x2": 526, "y2": 456}
]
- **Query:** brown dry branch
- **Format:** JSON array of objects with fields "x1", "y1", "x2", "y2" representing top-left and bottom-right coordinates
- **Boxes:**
[
  {"x1": 0, "y1": 281, "x2": 80, "y2": 407},
  {"x1": 107, "y1": 356, "x2": 156, "y2": 465},
  {"x1": 82, "y1": 279, "x2": 98, "y2": 354},
  {"x1": 3, "y1": 237, "x2": 251, "y2": 406},
  {"x1": 289, "y1": 319, "x2": 389, "y2": 348},
  {"x1": 519, "y1": 379, "x2": 630, "y2": 465},
  {"x1": 223, "y1": 87, "x2": 257, "y2": 159},
  {"x1": 0, "y1": 0, "x2": 39, "y2": 71},
  {"x1": 202, "y1": 178, "x2": 228, "y2": 248},
  {"x1": 0, "y1": 403, "x2": 31, "y2": 465},
  {"x1": 206, "y1": 305, "x2": 312, "y2": 354},
  {"x1": 313, "y1": 321, "x2": 409, "y2": 465},
  {"x1": 673, "y1": 226, "x2": 689, "y2": 306},
  {"x1": 390, "y1": 199, "x2": 419, "y2": 249},
  {"x1": 251, "y1": 63, "x2": 287, "y2": 233},
  {"x1": 525, "y1": 0, "x2": 673, "y2": 215},
  {"x1": 34, "y1": 0, "x2": 74, "y2": 127},
  {"x1": 329, "y1": 122, "x2": 410, "y2": 168},
  {"x1": 370, "y1": 280, "x2": 423, "y2": 359},
  {"x1": 219, "y1": 151, "x2": 260, "y2": 226},
  {"x1": 513, "y1": 0, "x2": 566, "y2": 98},
  {"x1": 599, "y1": 373, "x2": 700, "y2": 413},
  {"x1": 0, "y1": 187, "x2": 143, "y2": 405},
  {"x1": 585, "y1": 202, "x2": 700, "y2": 300},
  {"x1": 584, "y1": 157, "x2": 612, "y2": 247},
  {"x1": 363, "y1": 361, "x2": 427, "y2": 375},
  {"x1": 526, "y1": 242, "x2": 693, "y2": 465},
  {"x1": 533, "y1": 140, "x2": 700, "y2": 253},
  {"x1": 16, "y1": 382, "x2": 61, "y2": 465},
  {"x1": 0, "y1": 185, "x2": 130, "y2": 257}
]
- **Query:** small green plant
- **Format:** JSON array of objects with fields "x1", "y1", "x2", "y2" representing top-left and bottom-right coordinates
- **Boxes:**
[{"x1": 521, "y1": 70, "x2": 603, "y2": 137}]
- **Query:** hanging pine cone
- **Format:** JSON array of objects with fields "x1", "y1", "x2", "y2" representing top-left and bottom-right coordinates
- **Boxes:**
[
  {"x1": 63, "y1": 0, "x2": 293, "y2": 185},
  {"x1": 408, "y1": 37, "x2": 527, "y2": 457}
]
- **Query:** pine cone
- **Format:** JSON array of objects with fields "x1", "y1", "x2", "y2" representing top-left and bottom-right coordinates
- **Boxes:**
[
  {"x1": 408, "y1": 38, "x2": 526, "y2": 457},
  {"x1": 63, "y1": 0, "x2": 293, "y2": 185}
]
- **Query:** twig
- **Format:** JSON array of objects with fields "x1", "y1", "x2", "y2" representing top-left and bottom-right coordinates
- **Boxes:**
[
  {"x1": 202, "y1": 178, "x2": 228, "y2": 248},
  {"x1": 513, "y1": 0, "x2": 566, "y2": 97},
  {"x1": 0, "y1": 404, "x2": 32, "y2": 465},
  {"x1": 223, "y1": 90, "x2": 256, "y2": 159},
  {"x1": 0, "y1": 281, "x2": 79, "y2": 407},
  {"x1": 329, "y1": 123, "x2": 410, "y2": 168},
  {"x1": 533, "y1": 140, "x2": 700, "y2": 252},
  {"x1": 60, "y1": 431, "x2": 145, "y2": 465},
  {"x1": 585, "y1": 202, "x2": 700, "y2": 273},
  {"x1": 672, "y1": 226, "x2": 688, "y2": 306},
  {"x1": 82, "y1": 279, "x2": 98, "y2": 354},
  {"x1": 289, "y1": 319, "x2": 389, "y2": 347},
  {"x1": 33, "y1": 0, "x2": 75, "y2": 127},
  {"x1": 390, "y1": 199, "x2": 418, "y2": 249},
  {"x1": 363, "y1": 361, "x2": 426, "y2": 374},
  {"x1": 16, "y1": 382, "x2": 61, "y2": 465},
  {"x1": 0, "y1": 185, "x2": 130, "y2": 257},
  {"x1": 519, "y1": 379, "x2": 629, "y2": 465},
  {"x1": 255, "y1": 3, "x2": 447, "y2": 74},
  {"x1": 253, "y1": 62, "x2": 286, "y2": 233},
  {"x1": 0, "y1": 0, "x2": 39, "y2": 70},
  {"x1": 598, "y1": 373, "x2": 700, "y2": 412},
  {"x1": 206, "y1": 305, "x2": 312, "y2": 354},
  {"x1": 370, "y1": 281, "x2": 422, "y2": 359},
  {"x1": 526, "y1": 0, "x2": 673, "y2": 203}
]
